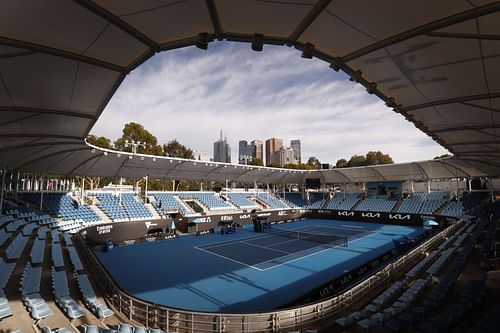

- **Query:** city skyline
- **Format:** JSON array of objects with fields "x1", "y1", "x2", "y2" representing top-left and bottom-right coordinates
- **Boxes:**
[{"x1": 91, "y1": 42, "x2": 449, "y2": 165}]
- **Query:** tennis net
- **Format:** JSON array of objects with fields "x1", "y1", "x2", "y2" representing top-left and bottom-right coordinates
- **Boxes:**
[{"x1": 267, "y1": 227, "x2": 348, "y2": 247}]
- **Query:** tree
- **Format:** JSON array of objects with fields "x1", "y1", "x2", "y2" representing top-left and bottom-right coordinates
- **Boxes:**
[
  {"x1": 248, "y1": 158, "x2": 264, "y2": 166},
  {"x1": 365, "y1": 151, "x2": 394, "y2": 166},
  {"x1": 347, "y1": 155, "x2": 367, "y2": 167},
  {"x1": 163, "y1": 139, "x2": 195, "y2": 159},
  {"x1": 114, "y1": 122, "x2": 163, "y2": 155},
  {"x1": 86, "y1": 134, "x2": 112, "y2": 149},
  {"x1": 307, "y1": 156, "x2": 321, "y2": 169},
  {"x1": 335, "y1": 158, "x2": 348, "y2": 168}
]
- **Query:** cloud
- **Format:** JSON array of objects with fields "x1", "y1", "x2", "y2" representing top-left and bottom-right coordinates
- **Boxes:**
[{"x1": 91, "y1": 42, "x2": 449, "y2": 165}]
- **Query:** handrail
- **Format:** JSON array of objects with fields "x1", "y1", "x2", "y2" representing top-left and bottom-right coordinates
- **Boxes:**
[{"x1": 75, "y1": 219, "x2": 463, "y2": 332}]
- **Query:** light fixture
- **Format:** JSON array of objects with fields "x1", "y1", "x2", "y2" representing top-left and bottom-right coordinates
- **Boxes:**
[
  {"x1": 301, "y1": 43, "x2": 314, "y2": 59},
  {"x1": 251, "y1": 33, "x2": 264, "y2": 52},
  {"x1": 366, "y1": 82, "x2": 377, "y2": 94},
  {"x1": 329, "y1": 57, "x2": 343, "y2": 72},
  {"x1": 349, "y1": 70, "x2": 362, "y2": 83},
  {"x1": 195, "y1": 32, "x2": 210, "y2": 50}
]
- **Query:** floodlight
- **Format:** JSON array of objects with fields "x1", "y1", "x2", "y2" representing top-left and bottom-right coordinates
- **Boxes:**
[
  {"x1": 195, "y1": 33, "x2": 209, "y2": 50},
  {"x1": 301, "y1": 43, "x2": 314, "y2": 59},
  {"x1": 251, "y1": 34, "x2": 264, "y2": 52}
]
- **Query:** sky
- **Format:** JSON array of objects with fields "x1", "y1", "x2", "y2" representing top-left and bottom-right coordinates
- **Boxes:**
[{"x1": 90, "y1": 41, "x2": 449, "y2": 165}]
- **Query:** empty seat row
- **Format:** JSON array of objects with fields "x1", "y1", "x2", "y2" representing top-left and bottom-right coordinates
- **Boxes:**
[
  {"x1": 20, "y1": 263, "x2": 53, "y2": 320},
  {"x1": 0, "y1": 261, "x2": 16, "y2": 289},
  {"x1": 5, "y1": 232, "x2": 30, "y2": 260},
  {"x1": 67, "y1": 246, "x2": 84, "y2": 272},
  {"x1": 52, "y1": 268, "x2": 85, "y2": 320},
  {"x1": 0, "y1": 290, "x2": 13, "y2": 321},
  {"x1": 30, "y1": 237, "x2": 46, "y2": 265},
  {"x1": 76, "y1": 274, "x2": 114, "y2": 319},
  {"x1": 51, "y1": 241, "x2": 65, "y2": 268}
]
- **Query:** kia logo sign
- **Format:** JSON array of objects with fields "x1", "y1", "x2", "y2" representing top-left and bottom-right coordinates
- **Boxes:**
[
  {"x1": 361, "y1": 212, "x2": 380, "y2": 218},
  {"x1": 338, "y1": 211, "x2": 354, "y2": 217},
  {"x1": 389, "y1": 214, "x2": 411, "y2": 220}
]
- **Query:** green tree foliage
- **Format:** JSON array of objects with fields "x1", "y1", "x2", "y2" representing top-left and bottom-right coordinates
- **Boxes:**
[
  {"x1": 365, "y1": 151, "x2": 394, "y2": 165},
  {"x1": 248, "y1": 158, "x2": 264, "y2": 166},
  {"x1": 307, "y1": 156, "x2": 321, "y2": 169},
  {"x1": 86, "y1": 134, "x2": 112, "y2": 149},
  {"x1": 163, "y1": 139, "x2": 195, "y2": 159},
  {"x1": 335, "y1": 158, "x2": 348, "y2": 168},
  {"x1": 114, "y1": 122, "x2": 163, "y2": 155},
  {"x1": 336, "y1": 151, "x2": 394, "y2": 168},
  {"x1": 347, "y1": 154, "x2": 367, "y2": 167}
]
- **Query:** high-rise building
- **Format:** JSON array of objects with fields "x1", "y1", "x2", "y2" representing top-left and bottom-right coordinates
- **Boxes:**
[
  {"x1": 238, "y1": 140, "x2": 253, "y2": 164},
  {"x1": 290, "y1": 140, "x2": 301, "y2": 164},
  {"x1": 270, "y1": 147, "x2": 297, "y2": 166},
  {"x1": 213, "y1": 130, "x2": 231, "y2": 163},
  {"x1": 265, "y1": 138, "x2": 283, "y2": 166},
  {"x1": 250, "y1": 140, "x2": 263, "y2": 162}
]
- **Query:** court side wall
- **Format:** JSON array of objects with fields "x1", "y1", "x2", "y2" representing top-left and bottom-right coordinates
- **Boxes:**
[{"x1": 308, "y1": 209, "x2": 458, "y2": 227}]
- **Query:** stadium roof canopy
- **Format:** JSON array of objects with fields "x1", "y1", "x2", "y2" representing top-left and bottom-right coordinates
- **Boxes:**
[{"x1": 1, "y1": 0, "x2": 500, "y2": 184}]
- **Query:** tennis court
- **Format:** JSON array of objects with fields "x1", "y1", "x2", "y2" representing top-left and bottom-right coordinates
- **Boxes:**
[
  {"x1": 197, "y1": 225, "x2": 374, "y2": 270},
  {"x1": 93, "y1": 218, "x2": 423, "y2": 312}
]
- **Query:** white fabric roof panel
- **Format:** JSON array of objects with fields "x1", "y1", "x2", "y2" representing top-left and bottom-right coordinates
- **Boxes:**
[{"x1": 1, "y1": 0, "x2": 500, "y2": 184}]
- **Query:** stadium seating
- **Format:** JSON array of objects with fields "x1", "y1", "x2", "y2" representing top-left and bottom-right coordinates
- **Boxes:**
[
  {"x1": 76, "y1": 274, "x2": 114, "y2": 319},
  {"x1": 177, "y1": 192, "x2": 236, "y2": 211},
  {"x1": 18, "y1": 192, "x2": 102, "y2": 231},
  {"x1": 279, "y1": 192, "x2": 306, "y2": 208},
  {"x1": 327, "y1": 192, "x2": 362, "y2": 210},
  {"x1": 441, "y1": 201, "x2": 464, "y2": 217},
  {"x1": 354, "y1": 197, "x2": 397, "y2": 212},
  {"x1": 226, "y1": 192, "x2": 260, "y2": 209},
  {"x1": 255, "y1": 192, "x2": 290, "y2": 209},
  {"x1": 51, "y1": 267, "x2": 86, "y2": 320},
  {"x1": 151, "y1": 192, "x2": 195, "y2": 216},
  {"x1": 398, "y1": 192, "x2": 449, "y2": 214},
  {"x1": 91, "y1": 192, "x2": 153, "y2": 222}
]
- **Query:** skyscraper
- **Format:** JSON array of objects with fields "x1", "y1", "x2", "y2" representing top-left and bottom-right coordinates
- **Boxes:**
[
  {"x1": 213, "y1": 130, "x2": 231, "y2": 163},
  {"x1": 250, "y1": 140, "x2": 263, "y2": 162},
  {"x1": 290, "y1": 140, "x2": 301, "y2": 164},
  {"x1": 238, "y1": 140, "x2": 253, "y2": 164},
  {"x1": 270, "y1": 147, "x2": 297, "y2": 166},
  {"x1": 265, "y1": 138, "x2": 283, "y2": 166}
]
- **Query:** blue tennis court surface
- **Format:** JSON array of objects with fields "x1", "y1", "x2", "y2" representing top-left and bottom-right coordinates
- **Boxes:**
[
  {"x1": 93, "y1": 218, "x2": 423, "y2": 312},
  {"x1": 197, "y1": 225, "x2": 371, "y2": 270}
]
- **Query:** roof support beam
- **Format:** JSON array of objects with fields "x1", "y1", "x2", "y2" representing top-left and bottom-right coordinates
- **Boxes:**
[
  {"x1": 205, "y1": 0, "x2": 223, "y2": 39},
  {"x1": 0, "y1": 141, "x2": 85, "y2": 153},
  {"x1": 447, "y1": 140, "x2": 500, "y2": 146},
  {"x1": 0, "y1": 36, "x2": 125, "y2": 73},
  {"x1": 438, "y1": 160, "x2": 472, "y2": 178},
  {"x1": 288, "y1": 0, "x2": 332, "y2": 42},
  {"x1": 401, "y1": 92, "x2": 500, "y2": 112},
  {"x1": 426, "y1": 31, "x2": 500, "y2": 41},
  {"x1": 341, "y1": 2, "x2": 500, "y2": 63},
  {"x1": 0, "y1": 134, "x2": 83, "y2": 140},
  {"x1": 14, "y1": 147, "x2": 90, "y2": 170},
  {"x1": 66, "y1": 153, "x2": 104, "y2": 176},
  {"x1": 73, "y1": 0, "x2": 161, "y2": 52},
  {"x1": 430, "y1": 124, "x2": 500, "y2": 134},
  {"x1": 0, "y1": 106, "x2": 97, "y2": 120}
]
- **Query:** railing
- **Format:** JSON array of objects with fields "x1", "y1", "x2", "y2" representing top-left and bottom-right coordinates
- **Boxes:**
[{"x1": 75, "y1": 220, "x2": 463, "y2": 332}]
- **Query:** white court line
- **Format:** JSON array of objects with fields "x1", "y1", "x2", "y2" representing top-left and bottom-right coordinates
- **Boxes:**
[
  {"x1": 194, "y1": 245, "x2": 264, "y2": 271},
  {"x1": 240, "y1": 240, "x2": 291, "y2": 254},
  {"x1": 341, "y1": 225, "x2": 364, "y2": 229},
  {"x1": 256, "y1": 229, "x2": 379, "y2": 271},
  {"x1": 256, "y1": 243, "x2": 336, "y2": 271},
  {"x1": 198, "y1": 234, "x2": 274, "y2": 250}
]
